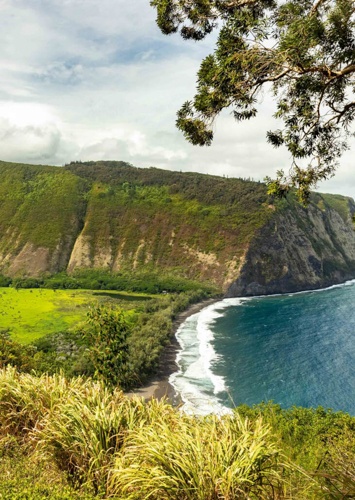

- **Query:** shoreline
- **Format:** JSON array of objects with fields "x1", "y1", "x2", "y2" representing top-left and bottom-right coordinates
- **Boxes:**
[{"x1": 127, "y1": 297, "x2": 221, "y2": 404}]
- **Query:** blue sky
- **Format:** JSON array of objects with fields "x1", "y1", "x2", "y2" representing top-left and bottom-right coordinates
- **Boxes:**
[{"x1": 0, "y1": 0, "x2": 354, "y2": 196}]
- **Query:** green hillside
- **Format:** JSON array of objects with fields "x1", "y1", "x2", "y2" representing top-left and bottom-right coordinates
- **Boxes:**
[
  {"x1": 0, "y1": 160, "x2": 355, "y2": 294},
  {"x1": 0, "y1": 160, "x2": 273, "y2": 289},
  {"x1": 0, "y1": 161, "x2": 87, "y2": 248},
  {"x1": 1, "y1": 160, "x2": 355, "y2": 499}
]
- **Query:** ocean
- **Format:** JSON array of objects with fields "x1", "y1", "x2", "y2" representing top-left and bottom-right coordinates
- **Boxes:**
[{"x1": 170, "y1": 280, "x2": 355, "y2": 415}]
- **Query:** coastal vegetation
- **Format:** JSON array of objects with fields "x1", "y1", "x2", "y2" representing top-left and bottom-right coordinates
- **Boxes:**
[
  {"x1": 0, "y1": 285, "x2": 213, "y2": 389},
  {"x1": 0, "y1": 367, "x2": 354, "y2": 499},
  {"x1": 1, "y1": 282, "x2": 354, "y2": 499}
]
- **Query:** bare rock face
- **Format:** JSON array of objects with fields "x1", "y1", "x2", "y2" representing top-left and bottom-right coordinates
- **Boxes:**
[
  {"x1": 6, "y1": 243, "x2": 51, "y2": 276},
  {"x1": 0, "y1": 218, "x2": 82, "y2": 278},
  {"x1": 1, "y1": 161, "x2": 355, "y2": 294},
  {"x1": 226, "y1": 203, "x2": 355, "y2": 297}
]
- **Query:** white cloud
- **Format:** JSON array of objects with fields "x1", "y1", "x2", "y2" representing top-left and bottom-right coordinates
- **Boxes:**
[
  {"x1": 0, "y1": 102, "x2": 56, "y2": 127},
  {"x1": 0, "y1": 118, "x2": 61, "y2": 162},
  {"x1": 0, "y1": 0, "x2": 354, "y2": 198},
  {"x1": 0, "y1": 101, "x2": 75, "y2": 163},
  {"x1": 77, "y1": 127, "x2": 187, "y2": 164}
]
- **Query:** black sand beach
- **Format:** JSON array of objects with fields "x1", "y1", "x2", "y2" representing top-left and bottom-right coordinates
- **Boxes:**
[{"x1": 127, "y1": 297, "x2": 219, "y2": 404}]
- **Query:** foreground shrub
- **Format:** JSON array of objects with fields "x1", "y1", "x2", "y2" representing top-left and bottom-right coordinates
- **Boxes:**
[
  {"x1": 83, "y1": 306, "x2": 132, "y2": 389},
  {"x1": 237, "y1": 403, "x2": 355, "y2": 471},
  {"x1": 36, "y1": 390, "x2": 148, "y2": 493},
  {"x1": 0, "y1": 435, "x2": 94, "y2": 500},
  {"x1": 2, "y1": 368, "x2": 355, "y2": 499},
  {"x1": 110, "y1": 412, "x2": 289, "y2": 499},
  {"x1": 0, "y1": 367, "x2": 154, "y2": 494},
  {"x1": 315, "y1": 433, "x2": 355, "y2": 498},
  {"x1": 0, "y1": 366, "x2": 85, "y2": 437},
  {"x1": 0, "y1": 368, "x2": 291, "y2": 498},
  {"x1": 0, "y1": 332, "x2": 38, "y2": 372}
]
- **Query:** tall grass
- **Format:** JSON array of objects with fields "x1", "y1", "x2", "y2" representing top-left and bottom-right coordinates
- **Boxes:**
[
  {"x1": 109, "y1": 412, "x2": 289, "y2": 499},
  {"x1": 0, "y1": 367, "x2": 142, "y2": 492},
  {"x1": 0, "y1": 366, "x2": 81, "y2": 436},
  {"x1": 0, "y1": 367, "x2": 176, "y2": 494},
  {"x1": 0, "y1": 367, "x2": 343, "y2": 499}
]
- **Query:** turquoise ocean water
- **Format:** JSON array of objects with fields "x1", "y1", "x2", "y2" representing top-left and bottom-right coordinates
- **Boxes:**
[{"x1": 170, "y1": 280, "x2": 355, "y2": 415}]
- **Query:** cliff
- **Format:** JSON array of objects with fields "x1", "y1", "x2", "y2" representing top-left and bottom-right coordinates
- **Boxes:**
[
  {"x1": 0, "y1": 160, "x2": 355, "y2": 295},
  {"x1": 227, "y1": 195, "x2": 355, "y2": 296}
]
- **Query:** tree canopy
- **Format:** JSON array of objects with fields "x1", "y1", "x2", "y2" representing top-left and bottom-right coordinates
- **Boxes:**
[{"x1": 150, "y1": 0, "x2": 355, "y2": 203}]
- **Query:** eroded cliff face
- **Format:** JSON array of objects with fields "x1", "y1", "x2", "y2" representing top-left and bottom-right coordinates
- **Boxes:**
[
  {"x1": 65, "y1": 218, "x2": 247, "y2": 290},
  {"x1": 2, "y1": 161, "x2": 355, "y2": 296},
  {"x1": 226, "y1": 200, "x2": 355, "y2": 296},
  {"x1": 0, "y1": 223, "x2": 82, "y2": 277}
]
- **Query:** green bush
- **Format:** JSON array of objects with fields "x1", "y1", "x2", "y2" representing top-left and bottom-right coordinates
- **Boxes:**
[
  {"x1": 82, "y1": 306, "x2": 132, "y2": 389},
  {"x1": 0, "y1": 368, "x2": 292, "y2": 498},
  {"x1": 111, "y1": 414, "x2": 285, "y2": 500},
  {"x1": 237, "y1": 403, "x2": 355, "y2": 470},
  {"x1": 0, "y1": 275, "x2": 11, "y2": 287},
  {"x1": 3, "y1": 368, "x2": 355, "y2": 499},
  {"x1": 12, "y1": 277, "x2": 43, "y2": 289},
  {"x1": 0, "y1": 332, "x2": 38, "y2": 372},
  {"x1": 8, "y1": 269, "x2": 216, "y2": 294}
]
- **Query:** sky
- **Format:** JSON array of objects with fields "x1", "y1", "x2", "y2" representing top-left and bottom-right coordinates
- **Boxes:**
[{"x1": 1, "y1": 0, "x2": 354, "y2": 197}]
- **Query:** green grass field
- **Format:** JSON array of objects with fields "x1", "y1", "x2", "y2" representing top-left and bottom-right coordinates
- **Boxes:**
[{"x1": 0, "y1": 288, "x2": 151, "y2": 344}]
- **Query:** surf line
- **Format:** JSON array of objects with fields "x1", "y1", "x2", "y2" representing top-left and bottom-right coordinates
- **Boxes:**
[
  {"x1": 169, "y1": 299, "x2": 245, "y2": 416},
  {"x1": 170, "y1": 278, "x2": 355, "y2": 415}
]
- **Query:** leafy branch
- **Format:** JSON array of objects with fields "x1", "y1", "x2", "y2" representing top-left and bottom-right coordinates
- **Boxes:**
[{"x1": 151, "y1": 0, "x2": 355, "y2": 202}]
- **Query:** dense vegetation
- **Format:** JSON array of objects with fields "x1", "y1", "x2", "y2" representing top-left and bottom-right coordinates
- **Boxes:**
[
  {"x1": 0, "y1": 287, "x2": 120, "y2": 344},
  {"x1": 64, "y1": 160, "x2": 268, "y2": 208},
  {"x1": 0, "y1": 367, "x2": 354, "y2": 499},
  {"x1": 0, "y1": 288, "x2": 213, "y2": 390},
  {"x1": 0, "y1": 161, "x2": 87, "y2": 252},
  {"x1": 0, "y1": 268, "x2": 216, "y2": 294},
  {"x1": 0, "y1": 160, "x2": 354, "y2": 291},
  {"x1": 0, "y1": 160, "x2": 276, "y2": 289},
  {"x1": 1, "y1": 283, "x2": 354, "y2": 499}
]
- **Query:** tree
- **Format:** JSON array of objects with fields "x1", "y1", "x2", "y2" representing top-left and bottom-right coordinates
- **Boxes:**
[
  {"x1": 151, "y1": 0, "x2": 355, "y2": 203},
  {"x1": 83, "y1": 306, "x2": 132, "y2": 389}
]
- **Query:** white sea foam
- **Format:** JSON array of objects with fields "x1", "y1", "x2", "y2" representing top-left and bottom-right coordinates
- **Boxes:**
[
  {"x1": 170, "y1": 279, "x2": 355, "y2": 416},
  {"x1": 170, "y1": 300, "x2": 248, "y2": 416}
]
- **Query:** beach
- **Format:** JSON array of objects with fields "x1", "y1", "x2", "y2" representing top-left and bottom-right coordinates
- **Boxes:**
[{"x1": 127, "y1": 297, "x2": 219, "y2": 404}]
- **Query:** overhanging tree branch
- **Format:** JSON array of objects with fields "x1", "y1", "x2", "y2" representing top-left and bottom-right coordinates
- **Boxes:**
[{"x1": 151, "y1": 0, "x2": 355, "y2": 203}]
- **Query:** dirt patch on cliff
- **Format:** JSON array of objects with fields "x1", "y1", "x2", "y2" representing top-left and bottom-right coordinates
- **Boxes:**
[
  {"x1": 7, "y1": 243, "x2": 50, "y2": 276},
  {"x1": 67, "y1": 233, "x2": 92, "y2": 271}
]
